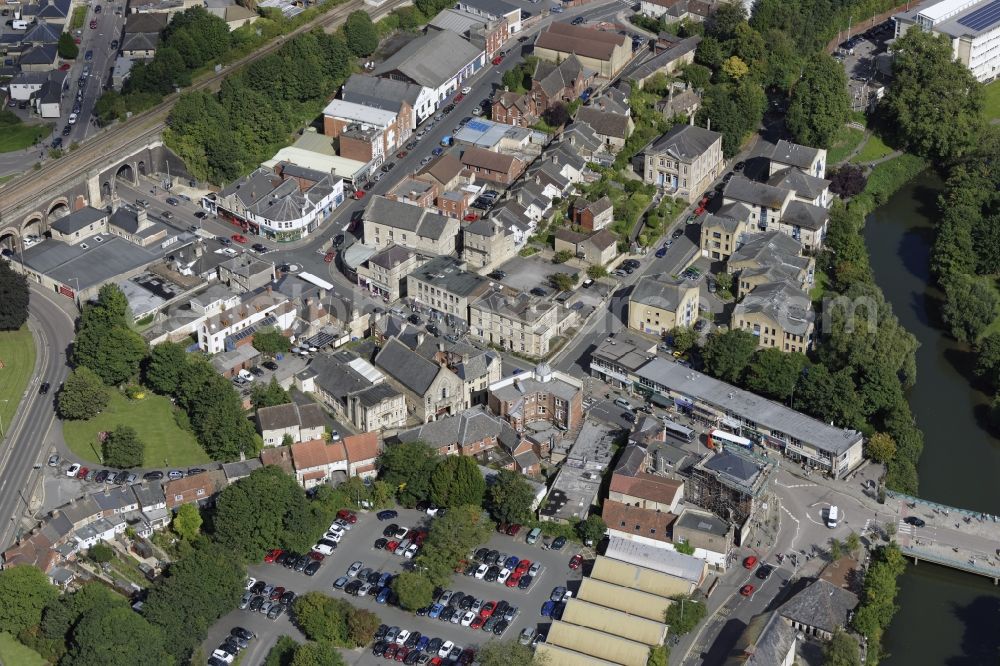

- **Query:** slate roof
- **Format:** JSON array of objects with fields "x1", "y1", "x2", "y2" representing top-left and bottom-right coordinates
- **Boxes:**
[
  {"x1": 647, "y1": 123, "x2": 721, "y2": 160},
  {"x1": 19, "y1": 43, "x2": 57, "y2": 65},
  {"x1": 575, "y1": 107, "x2": 632, "y2": 139},
  {"x1": 771, "y1": 139, "x2": 822, "y2": 171},
  {"x1": 22, "y1": 21, "x2": 61, "y2": 44},
  {"x1": 724, "y1": 175, "x2": 793, "y2": 210},
  {"x1": 778, "y1": 578, "x2": 858, "y2": 635},
  {"x1": 533, "y1": 55, "x2": 586, "y2": 99},
  {"x1": 409, "y1": 256, "x2": 489, "y2": 298},
  {"x1": 535, "y1": 21, "x2": 629, "y2": 61},
  {"x1": 675, "y1": 509, "x2": 729, "y2": 537},
  {"x1": 90, "y1": 487, "x2": 137, "y2": 512},
  {"x1": 615, "y1": 442, "x2": 647, "y2": 476},
  {"x1": 701, "y1": 212, "x2": 745, "y2": 235},
  {"x1": 122, "y1": 32, "x2": 159, "y2": 53},
  {"x1": 397, "y1": 405, "x2": 503, "y2": 447},
  {"x1": 732, "y1": 281, "x2": 814, "y2": 335},
  {"x1": 724, "y1": 611, "x2": 797, "y2": 666},
  {"x1": 631, "y1": 274, "x2": 694, "y2": 310},
  {"x1": 353, "y1": 382, "x2": 402, "y2": 407},
  {"x1": 782, "y1": 200, "x2": 829, "y2": 232},
  {"x1": 369, "y1": 244, "x2": 413, "y2": 270},
  {"x1": 257, "y1": 402, "x2": 327, "y2": 432},
  {"x1": 767, "y1": 167, "x2": 830, "y2": 201},
  {"x1": 372, "y1": 30, "x2": 483, "y2": 89},
  {"x1": 461, "y1": 146, "x2": 519, "y2": 173},
  {"x1": 729, "y1": 230, "x2": 805, "y2": 268},
  {"x1": 341, "y1": 74, "x2": 425, "y2": 113},
  {"x1": 631, "y1": 35, "x2": 701, "y2": 81},
  {"x1": 458, "y1": 0, "x2": 519, "y2": 17},
  {"x1": 50, "y1": 206, "x2": 106, "y2": 235},
  {"x1": 585, "y1": 229, "x2": 617, "y2": 251},
  {"x1": 132, "y1": 481, "x2": 166, "y2": 509},
  {"x1": 374, "y1": 338, "x2": 441, "y2": 396},
  {"x1": 364, "y1": 196, "x2": 452, "y2": 240},
  {"x1": 124, "y1": 12, "x2": 168, "y2": 33}
]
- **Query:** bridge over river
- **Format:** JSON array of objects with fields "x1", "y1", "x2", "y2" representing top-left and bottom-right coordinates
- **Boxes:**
[{"x1": 887, "y1": 491, "x2": 1000, "y2": 583}]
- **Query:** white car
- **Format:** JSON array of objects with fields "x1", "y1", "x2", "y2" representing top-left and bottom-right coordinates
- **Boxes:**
[
  {"x1": 245, "y1": 577, "x2": 257, "y2": 590},
  {"x1": 334, "y1": 518, "x2": 351, "y2": 531},
  {"x1": 324, "y1": 531, "x2": 343, "y2": 543},
  {"x1": 212, "y1": 649, "x2": 235, "y2": 664},
  {"x1": 471, "y1": 599, "x2": 483, "y2": 614},
  {"x1": 347, "y1": 561, "x2": 363, "y2": 577},
  {"x1": 393, "y1": 526, "x2": 408, "y2": 539},
  {"x1": 68, "y1": 112, "x2": 78, "y2": 125},
  {"x1": 328, "y1": 522, "x2": 345, "y2": 534},
  {"x1": 65, "y1": 463, "x2": 81, "y2": 477},
  {"x1": 313, "y1": 540, "x2": 336, "y2": 555},
  {"x1": 461, "y1": 86, "x2": 472, "y2": 94},
  {"x1": 395, "y1": 629, "x2": 411, "y2": 646},
  {"x1": 404, "y1": 543, "x2": 418, "y2": 559},
  {"x1": 474, "y1": 564, "x2": 488, "y2": 579},
  {"x1": 461, "y1": 611, "x2": 476, "y2": 626},
  {"x1": 472, "y1": 106, "x2": 484, "y2": 116},
  {"x1": 562, "y1": 589, "x2": 573, "y2": 602},
  {"x1": 497, "y1": 568, "x2": 511, "y2": 584},
  {"x1": 439, "y1": 641, "x2": 455, "y2": 658}
]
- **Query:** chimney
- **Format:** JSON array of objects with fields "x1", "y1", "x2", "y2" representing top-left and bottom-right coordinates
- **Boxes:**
[
  {"x1": 136, "y1": 206, "x2": 149, "y2": 231},
  {"x1": 550, "y1": 153, "x2": 559, "y2": 165},
  {"x1": 689, "y1": 113, "x2": 695, "y2": 126},
  {"x1": 707, "y1": 118, "x2": 711, "y2": 132},
  {"x1": 416, "y1": 332, "x2": 425, "y2": 346}
]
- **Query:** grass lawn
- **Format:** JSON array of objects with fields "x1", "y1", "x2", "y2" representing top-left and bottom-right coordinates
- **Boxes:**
[
  {"x1": 0, "y1": 632, "x2": 46, "y2": 666},
  {"x1": 0, "y1": 111, "x2": 51, "y2": 153},
  {"x1": 983, "y1": 80, "x2": 1000, "y2": 121},
  {"x1": 0, "y1": 327, "x2": 36, "y2": 441},
  {"x1": 811, "y1": 269, "x2": 830, "y2": 301},
  {"x1": 827, "y1": 126, "x2": 866, "y2": 165},
  {"x1": 850, "y1": 134, "x2": 894, "y2": 164},
  {"x1": 70, "y1": 5, "x2": 87, "y2": 30},
  {"x1": 63, "y1": 391, "x2": 210, "y2": 467}
]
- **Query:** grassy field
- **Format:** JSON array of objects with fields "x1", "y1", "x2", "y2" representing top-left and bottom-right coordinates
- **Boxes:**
[
  {"x1": 63, "y1": 392, "x2": 210, "y2": 467},
  {"x1": 70, "y1": 4, "x2": 88, "y2": 30},
  {"x1": 983, "y1": 80, "x2": 1000, "y2": 121},
  {"x1": 0, "y1": 327, "x2": 36, "y2": 441},
  {"x1": 850, "y1": 134, "x2": 895, "y2": 164},
  {"x1": 827, "y1": 126, "x2": 866, "y2": 164},
  {"x1": 0, "y1": 632, "x2": 46, "y2": 666},
  {"x1": 0, "y1": 111, "x2": 51, "y2": 153}
]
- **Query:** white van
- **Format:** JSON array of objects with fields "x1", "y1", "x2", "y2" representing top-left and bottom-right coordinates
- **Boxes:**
[{"x1": 826, "y1": 505, "x2": 839, "y2": 528}]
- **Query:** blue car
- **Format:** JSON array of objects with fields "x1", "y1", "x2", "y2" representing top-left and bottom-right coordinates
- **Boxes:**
[
  {"x1": 432, "y1": 147, "x2": 444, "y2": 156},
  {"x1": 655, "y1": 247, "x2": 667, "y2": 258},
  {"x1": 378, "y1": 572, "x2": 393, "y2": 587},
  {"x1": 416, "y1": 636, "x2": 430, "y2": 651},
  {"x1": 504, "y1": 556, "x2": 520, "y2": 571},
  {"x1": 376, "y1": 587, "x2": 391, "y2": 604},
  {"x1": 377, "y1": 510, "x2": 398, "y2": 520},
  {"x1": 429, "y1": 603, "x2": 444, "y2": 619},
  {"x1": 541, "y1": 600, "x2": 555, "y2": 617}
]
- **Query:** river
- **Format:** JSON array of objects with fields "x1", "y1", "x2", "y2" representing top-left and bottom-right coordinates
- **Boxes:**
[{"x1": 863, "y1": 171, "x2": 1000, "y2": 665}]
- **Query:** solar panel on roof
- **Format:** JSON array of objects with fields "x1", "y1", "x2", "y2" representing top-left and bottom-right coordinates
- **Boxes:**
[
  {"x1": 957, "y1": 0, "x2": 1000, "y2": 31},
  {"x1": 466, "y1": 120, "x2": 491, "y2": 132}
]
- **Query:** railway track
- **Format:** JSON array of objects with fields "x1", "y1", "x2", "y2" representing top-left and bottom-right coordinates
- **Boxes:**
[{"x1": 0, "y1": 0, "x2": 406, "y2": 217}]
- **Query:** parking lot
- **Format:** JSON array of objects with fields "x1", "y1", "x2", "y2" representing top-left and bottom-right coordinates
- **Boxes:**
[
  {"x1": 204, "y1": 506, "x2": 585, "y2": 665},
  {"x1": 493, "y1": 255, "x2": 583, "y2": 294}
]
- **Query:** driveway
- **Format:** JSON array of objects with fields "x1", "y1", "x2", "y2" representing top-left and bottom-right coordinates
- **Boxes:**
[
  {"x1": 204, "y1": 506, "x2": 586, "y2": 664},
  {"x1": 494, "y1": 255, "x2": 583, "y2": 294}
]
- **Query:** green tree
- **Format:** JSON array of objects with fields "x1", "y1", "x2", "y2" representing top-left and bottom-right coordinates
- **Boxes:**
[
  {"x1": 743, "y1": 348, "x2": 807, "y2": 402},
  {"x1": 675, "y1": 540, "x2": 695, "y2": 555},
  {"x1": 0, "y1": 565, "x2": 58, "y2": 635},
  {"x1": 865, "y1": 432, "x2": 897, "y2": 464},
  {"x1": 941, "y1": 272, "x2": 998, "y2": 342},
  {"x1": 713, "y1": 271, "x2": 732, "y2": 295},
  {"x1": 186, "y1": 368, "x2": 261, "y2": 460},
  {"x1": 344, "y1": 10, "x2": 378, "y2": 56},
  {"x1": 429, "y1": 455, "x2": 486, "y2": 508},
  {"x1": 39, "y1": 583, "x2": 123, "y2": 661},
  {"x1": 845, "y1": 531, "x2": 862, "y2": 558},
  {"x1": 823, "y1": 628, "x2": 861, "y2": 666},
  {"x1": 58, "y1": 32, "x2": 79, "y2": 59},
  {"x1": 144, "y1": 341, "x2": 188, "y2": 395},
  {"x1": 476, "y1": 640, "x2": 539, "y2": 666},
  {"x1": 377, "y1": 442, "x2": 441, "y2": 506},
  {"x1": 251, "y1": 377, "x2": 292, "y2": 408},
  {"x1": 663, "y1": 595, "x2": 706, "y2": 635},
  {"x1": 829, "y1": 537, "x2": 843, "y2": 559},
  {"x1": 417, "y1": 504, "x2": 493, "y2": 586},
  {"x1": 701, "y1": 329, "x2": 758, "y2": 383},
  {"x1": 795, "y1": 364, "x2": 863, "y2": 429},
  {"x1": 57, "y1": 367, "x2": 110, "y2": 420},
  {"x1": 392, "y1": 570, "x2": 436, "y2": 611},
  {"x1": 548, "y1": 272, "x2": 577, "y2": 292},
  {"x1": 93, "y1": 91, "x2": 127, "y2": 126},
  {"x1": 542, "y1": 102, "x2": 570, "y2": 127},
  {"x1": 263, "y1": 635, "x2": 299, "y2": 666},
  {"x1": 213, "y1": 466, "x2": 320, "y2": 560},
  {"x1": 0, "y1": 260, "x2": 29, "y2": 330},
  {"x1": 721, "y1": 55, "x2": 749, "y2": 79},
  {"x1": 786, "y1": 55, "x2": 849, "y2": 148},
  {"x1": 487, "y1": 469, "x2": 535, "y2": 526},
  {"x1": 975, "y1": 333, "x2": 1000, "y2": 390},
  {"x1": 680, "y1": 63, "x2": 712, "y2": 91},
  {"x1": 65, "y1": 605, "x2": 169, "y2": 666},
  {"x1": 706, "y1": 0, "x2": 746, "y2": 40},
  {"x1": 88, "y1": 542, "x2": 114, "y2": 563},
  {"x1": 577, "y1": 515, "x2": 606, "y2": 545},
  {"x1": 346, "y1": 607, "x2": 380, "y2": 646},
  {"x1": 552, "y1": 249, "x2": 574, "y2": 264},
  {"x1": 648, "y1": 644, "x2": 670, "y2": 666},
  {"x1": 293, "y1": 592, "x2": 349, "y2": 645},
  {"x1": 253, "y1": 326, "x2": 291, "y2": 354},
  {"x1": 73, "y1": 288, "x2": 148, "y2": 386},
  {"x1": 102, "y1": 424, "x2": 145, "y2": 468},
  {"x1": 668, "y1": 326, "x2": 698, "y2": 354},
  {"x1": 172, "y1": 503, "x2": 202, "y2": 542},
  {"x1": 880, "y1": 28, "x2": 983, "y2": 162},
  {"x1": 142, "y1": 541, "x2": 246, "y2": 662},
  {"x1": 290, "y1": 641, "x2": 347, "y2": 666},
  {"x1": 586, "y1": 265, "x2": 608, "y2": 280}
]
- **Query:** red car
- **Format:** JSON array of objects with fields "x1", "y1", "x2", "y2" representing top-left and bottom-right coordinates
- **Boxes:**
[
  {"x1": 395, "y1": 646, "x2": 409, "y2": 662},
  {"x1": 470, "y1": 615, "x2": 485, "y2": 629},
  {"x1": 308, "y1": 551, "x2": 325, "y2": 561},
  {"x1": 231, "y1": 233, "x2": 248, "y2": 243},
  {"x1": 264, "y1": 548, "x2": 283, "y2": 563},
  {"x1": 76, "y1": 466, "x2": 89, "y2": 480},
  {"x1": 324, "y1": 250, "x2": 335, "y2": 263},
  {"x1": 396, "y1": 150, "x2": 408, "y2": 158},
  {"x1": 514, "y1": 559, "x2": 531, "y2": 574},
  {"x1": 59, "y1": 63, "x2": 71, "y2": 70},
  {"x1": 479, "y1": 601, "x2": 496, "y2": 618},
  {"x1": 492, "y1": 55, "x2": 503, "y2": 65},
  {"x1": 463, "y1": 213, "x2": 479, "y2": 221},
  {"x1": 354, "y1": 189, "x2": 365, "y2": 200},
  {"x1": 89, "y1": 19, "x2": 97, "y2": 28},
  {"x1": 454, "y1": 93, "x2": 465, "y2": 102},
  {"x1": 505, "y1": 573, "x2": 521, "y2": 587},
  {"x1": 430, "y1": 658, "x2": 443, "y2": 666},
  {"x1": 694, "y1": 206, "x2": 706, "y2": 215},
  {"x1": 506, "y1": 523, "x2": 522, "y2": 536},
  {"x1": 270, "y1": 586, "x2": 285, "y2": 601},
  {"x1": 386, "y1": 540, "x2": 399, "y2": 552},
  {"x1": 337, "y1": 509, "x2": 357, "y2": 523},
  {"x1": 743, "y1": 556, "x2": 758, "y2": 569},
  {"x1": 740, "y1": 584, "x2": 755, "y2": 597},
  {"x1": 569, "y1": 554, "x2": 584, "y2": 570},
  {"x1": 384, "y1": 644, "x2": 397, "y2": 660},
  {"x1": 74, "y1": 37, "x2": 82, "y2": 44},
  {"x1": 698, "y1": 196, "x2": 709, "y2": 207}
]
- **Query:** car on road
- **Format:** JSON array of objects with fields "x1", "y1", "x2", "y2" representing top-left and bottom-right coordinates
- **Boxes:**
[
  {"x1": 194, "y1": 210, "x2": 207, "y2": 218},
  {"x1": 168, "y1": 470, "x2": 184, "y2": 480},
  {"x1": 111, "y1": 38, "x2": 118, "y2": 50},
  {"x1": 740, "y1": 584, "x2": 755, "y2": 597},
  {"x1": 142, "y1": 470, "x2": 162, "y2": 481},
  {"x1": 231, "y1": 234, "x2": 247, "y2": 244},
  {"x1": 432, "y1": 147, "x2": 444, "y2": 156},
  {"x1": 550, "y1": 586, "x2": 566, "y2": 602},
  {"x1": 655, "y1": 247, "x2": 667, "y2": 258},
  {"x1": 491, "y1": 55, "x2": 503, "y2": 65},
  {"x1": 519, "y1": 627, "x2": 535, "y2": 645},
  {"x1": 381, "y1": 161, "x2": 396, "y2": 172},
  {"x1": 905, "y1": 516, "x2": 926, "y2": 527},
  {"x1": 571, "y1": 16, "x2": 585, "y2": 24},
  {"x1": 396, "y1": 150, "x2": 408, "y2": 158},
  {"x1": 68, "y1": 112, "x2": 78, "y2": 125},
  {"x1": 166, "y1": 197, "x2": 179, "y2": 206},
  {"x1": 84, "y1": 49, "x2": 93, "y2": 60},
  {"x1": 743, "y1": 556, "x2": 758, "y2": 569},
  {"x1": 671, "y1": 228, "x2": 685, "y2": 239},
  {"x1": 90, "y1": 19, "x2": 97, "y2": 28},
  {"x1": 461, "y1": 86, "x2": 472, "y2": 94},
  {"x1": 324, "y1": 250, "x2": 335, "y2": 263},
  {"x1": 756, "y1": 564, "x2": 774, "y2": 580}
]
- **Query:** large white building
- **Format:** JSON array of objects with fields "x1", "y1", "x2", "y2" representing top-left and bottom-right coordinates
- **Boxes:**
[{"x1": 894, "y1": 0, "x2": 1000, "y2": 82}]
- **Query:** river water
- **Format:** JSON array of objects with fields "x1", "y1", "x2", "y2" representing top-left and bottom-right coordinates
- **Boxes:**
[{"x1": 862, "y1": 171, "x2": 1000, "y2": 664}]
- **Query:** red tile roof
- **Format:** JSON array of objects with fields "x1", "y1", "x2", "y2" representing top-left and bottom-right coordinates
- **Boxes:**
[
  {"x1": 291, "y1": 438, "x2": 347, "y2": 470},
  {"x1": 609, "y1": 472, "x2": 683, "y2": 506},
  {"x1": 344, "y1": 432, "x2": 380, "y2": 463},
  {"x1": 601, "y1": 499, "x2": 678, "y2": 544}
]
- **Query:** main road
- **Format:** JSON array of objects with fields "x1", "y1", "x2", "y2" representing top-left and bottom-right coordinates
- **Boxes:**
[{"x1": 0, "y1": 285, "x2": 76, "y2": 550}]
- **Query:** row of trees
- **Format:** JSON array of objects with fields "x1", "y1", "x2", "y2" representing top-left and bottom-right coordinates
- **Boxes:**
[
  {"x1": 0, "y1": 261, "x2": 29, "y2": 330},
  {"x1": 850, "y1": 544, "x2": 906, "y2": 663}
]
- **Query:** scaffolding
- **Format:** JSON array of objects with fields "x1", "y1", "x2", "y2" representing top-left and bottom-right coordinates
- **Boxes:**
[{"x1": 686, "y1": 443, "x2": 776, "y2": 544}]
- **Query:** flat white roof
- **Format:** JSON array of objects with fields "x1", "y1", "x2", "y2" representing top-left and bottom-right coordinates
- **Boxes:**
[
  {"x1": 919, "y1": 0, "x2": 975, "y2": 21},
  {"x1": 348, "y1": 357, "x2": 385, "y2": 384},
  {"x1": 262, "y1": 147, "x2": 366, "y2": 179},
  {"x1": 322, "y1": 99, "x2": 396, "y2": 127}
]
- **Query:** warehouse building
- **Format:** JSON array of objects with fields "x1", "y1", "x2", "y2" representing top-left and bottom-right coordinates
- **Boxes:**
[
  {"x1": 543, "y1": 621, "x2": 651, "y2": 666},
  {"x1": 590, "y1": 555, "x2": 698, "y2": 597},
  {"x1": 560, "y1": 598, "x2": 668, "y2": 646},
  {"x1": 575, "y1": 577, "x2": 673, "y2": 622}
]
